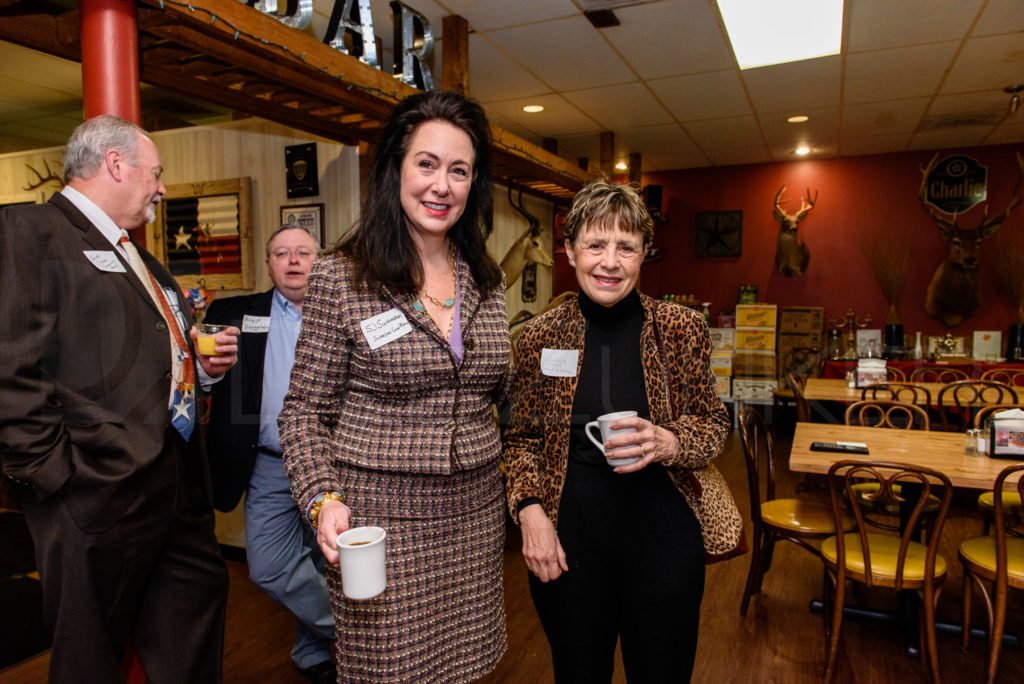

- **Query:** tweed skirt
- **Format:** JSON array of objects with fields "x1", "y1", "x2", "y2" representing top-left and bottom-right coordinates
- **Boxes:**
[{"x1": 327, "y1": 462, "x2": 507, "y2": 683}]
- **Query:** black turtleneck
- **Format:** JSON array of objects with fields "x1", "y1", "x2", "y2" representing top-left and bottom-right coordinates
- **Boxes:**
[{"x1": 568, "y1": 289, "x2": 650, "y2": 467}]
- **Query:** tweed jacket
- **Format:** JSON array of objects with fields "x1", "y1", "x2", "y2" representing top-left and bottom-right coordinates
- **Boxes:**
[
  {"x1": 279, "y1": 252, "x2": 511, "y2": 511},
  {"x1": 502, "y1": 292, "x2": 745, "y2": 562}
]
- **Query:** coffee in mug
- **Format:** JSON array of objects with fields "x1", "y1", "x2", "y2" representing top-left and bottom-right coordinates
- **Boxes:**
[{"x1": 336, "y1": 526, "x2": 387, "y2": 600}]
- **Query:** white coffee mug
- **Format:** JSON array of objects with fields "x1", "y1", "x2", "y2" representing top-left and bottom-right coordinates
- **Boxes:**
[
  {"x1": 337, "y1": 526, "x2": 387, "y2": 600},
  {"x1": 584, "y1": 410, "x2": 640, "y2": 467}
]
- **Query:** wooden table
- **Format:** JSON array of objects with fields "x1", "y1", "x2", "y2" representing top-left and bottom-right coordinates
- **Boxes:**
[
  {"x1": 790, "y1": 422, "x2": 1023, "y2": 490},
  {"x1": 802, "y1": 378, "x2": 1024, "y2": 407}
]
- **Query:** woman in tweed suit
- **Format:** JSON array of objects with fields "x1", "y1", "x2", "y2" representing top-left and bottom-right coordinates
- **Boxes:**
[
  {"x1": 279, "y1": 91, "x2": 509, "y2": 682},
  {"x1": 502, "y1": 179, "x2": 743, "y2": 683}
]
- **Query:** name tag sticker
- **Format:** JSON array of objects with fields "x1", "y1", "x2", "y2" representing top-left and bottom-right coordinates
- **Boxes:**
[
  {"x1": 540, "y1": 348, "x2": 579, "y2": 377},
  {"x1": 84, "y1": 250, "x2": 126, "y2": 273},
  {"x1": 360, "y1": 308, "x2": 413, "y2": 350},
  {"x1": 242, "y1": 315, "x2": 271, "y2": 333}
]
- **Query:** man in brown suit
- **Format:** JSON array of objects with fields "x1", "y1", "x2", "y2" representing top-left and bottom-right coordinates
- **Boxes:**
[{"x1": 0, "y1": 115, "x2": 239, "y2": 683}]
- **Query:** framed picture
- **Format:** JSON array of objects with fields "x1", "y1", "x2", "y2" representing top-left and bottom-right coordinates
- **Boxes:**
[
  {"x1": 695, "y1": 211, "x2": 742, "y2": 258},
  {"x1": 280, "y1": 203, "x2": 325, "y2": 248},
  {"x1": 148, "y1": 177, "x2": 255, "y2": 291}
]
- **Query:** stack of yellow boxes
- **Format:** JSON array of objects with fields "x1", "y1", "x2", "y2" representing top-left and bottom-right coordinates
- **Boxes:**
[
  {"x1": 777, "y1": 307, "x2": 824, "y2": 379},
  {"x1": 733, "y1": 304, "x2": 777, "y2": 400},
  {"x1": 709, "y1": 328, "x2": 735, "y2": 399}
]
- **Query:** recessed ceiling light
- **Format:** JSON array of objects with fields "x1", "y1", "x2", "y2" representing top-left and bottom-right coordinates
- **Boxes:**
[
  {"x1": 615, "y1": 161, "x2": 628, "y2": 170},
  {"x1": 522, "y1": 104, "x2": 544, "y2": 113},
  {"x1": 717, "y1": 0, "x2": 844, "y2": 70},
  {"x1": 787, "y1": 115, "x2": 809, "y2": 123},
  {"x1": 795, "y1": 146, "x2": 810, "y2": 156}
]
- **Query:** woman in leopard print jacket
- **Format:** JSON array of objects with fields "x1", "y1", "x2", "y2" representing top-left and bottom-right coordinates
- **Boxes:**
[{"x1": 502, "y1": 178, "x2": 743, "y2": 683}]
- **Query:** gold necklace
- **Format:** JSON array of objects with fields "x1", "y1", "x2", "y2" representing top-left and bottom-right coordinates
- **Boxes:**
[
  {"x1": 413, "y1": 245, "x2": 458, "y2": 338},
  {"x1": 414, "y1": 245, "x2": 457, "y2": 311}
]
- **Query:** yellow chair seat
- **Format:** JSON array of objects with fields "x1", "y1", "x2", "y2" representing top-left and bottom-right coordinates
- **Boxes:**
[
  {"x1": 976, "y1": 490, "x2": 1024, "y2": 513},
  {"x1": 761, "y1": 498, "x2": 853, "y2": 534},
  {"x1": 822, "y1": 533, "x2": 947, "y2": 581},
  {"x1": 957, "y1": 536, "x2": 1024, "y2": 582},
  {"x1": 850, "y1": 482, "x2": 941, "y2": 513}
]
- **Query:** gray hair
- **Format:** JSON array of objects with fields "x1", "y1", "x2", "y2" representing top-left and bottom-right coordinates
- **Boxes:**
[
  {"x1": 265, "y1": 224, "x2": 320, "y2": 257},
  {"x1": 63, "y1": 115, "x2": 149, "y2": 183}
]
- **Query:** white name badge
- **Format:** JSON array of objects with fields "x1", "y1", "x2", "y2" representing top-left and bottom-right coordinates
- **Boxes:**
[
  {"x1": 242, "y1": 315, "x2": 271, "y2": 333},
  {"x1": 360, "y1": 308, "x2": 413, "y2": 350},
  {"x1": 540, "y1": 348, "x2": 579, "y2": 377},
  {"x1": 84, "y1": 250, "x2": 126, "y2": 273}
]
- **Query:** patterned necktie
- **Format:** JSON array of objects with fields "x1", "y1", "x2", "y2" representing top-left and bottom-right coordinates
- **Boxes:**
[{"x1": 118, "y1": 233, "x2": 196, "y2": 440}]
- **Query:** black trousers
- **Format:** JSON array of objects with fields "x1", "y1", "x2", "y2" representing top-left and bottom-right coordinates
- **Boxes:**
[
  {"x1": 529, "y1": 462, "x2": 705, "y2": 684},
  {"x1": 19, "y1": 432, "x2": 228, "y2": 684}
]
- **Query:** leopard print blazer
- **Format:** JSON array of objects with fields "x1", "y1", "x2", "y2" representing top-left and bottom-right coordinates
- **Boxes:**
[{"x1": 501, "y1": 292, "x2": 746, "y2": 563}]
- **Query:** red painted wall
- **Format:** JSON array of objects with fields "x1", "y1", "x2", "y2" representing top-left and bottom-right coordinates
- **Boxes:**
[{"x1": 555, "y1": 143, "x2": 1023, "y2": 350}]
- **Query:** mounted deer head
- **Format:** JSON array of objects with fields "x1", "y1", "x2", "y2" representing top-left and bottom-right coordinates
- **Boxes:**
[
  {"x1": 500, "y1": 184, "x2": 554, "y2": 288},
  {"x1": 22, "y1": 160, "x2": 64, "y2": 191},
  {"x1": 920, "y1": 151, "x2": 1023, "y2": 328},
  {"x1": 773, "y1": 186, "x2": 816, "y2": 277}
]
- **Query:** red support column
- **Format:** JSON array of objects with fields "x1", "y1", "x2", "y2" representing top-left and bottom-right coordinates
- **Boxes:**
[{"x1": 80, "y1": 0, "x2": 141, "y2": 124}]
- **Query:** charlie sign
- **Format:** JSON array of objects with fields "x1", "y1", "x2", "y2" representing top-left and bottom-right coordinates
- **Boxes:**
[
  {"x1": 240, "y1": 0, "x2": 435, "y2": 90},
  {"x1": 923, "y1": 154, "x2": 988, "y2": 215}
]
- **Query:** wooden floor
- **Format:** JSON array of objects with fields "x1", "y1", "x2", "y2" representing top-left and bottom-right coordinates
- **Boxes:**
[{"x1": 3, "y1": 424, "x2": 1022, "y2": 682}]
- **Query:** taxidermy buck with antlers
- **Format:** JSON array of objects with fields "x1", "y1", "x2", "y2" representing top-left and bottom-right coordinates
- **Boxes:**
[
  {"x1": 500, "y1": 184, "x2": 554, "y2": 288},
  {"x1": 773, "y1": 186, "x2": 816, "y2": 277},
  {"x1": 919, "y1": 152, "x2": 1023, "y2": 328}
]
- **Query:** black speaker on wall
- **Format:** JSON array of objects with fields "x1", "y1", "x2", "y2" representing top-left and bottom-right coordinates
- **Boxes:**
[{"x1": 642, "y1": 185, "x2": 667, "y2": 222}]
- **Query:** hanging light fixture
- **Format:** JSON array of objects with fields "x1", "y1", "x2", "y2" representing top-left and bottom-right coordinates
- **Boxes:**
[{"x1": 1006, "y1": 84, "x2": 1023, "y2": 115}]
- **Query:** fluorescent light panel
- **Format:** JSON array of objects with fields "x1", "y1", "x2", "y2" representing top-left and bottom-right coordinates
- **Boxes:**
[{"x1": 717, "y1": 0, "x2": 843, "y2": 70}]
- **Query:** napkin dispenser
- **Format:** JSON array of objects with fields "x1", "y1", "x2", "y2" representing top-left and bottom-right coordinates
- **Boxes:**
[
  {"x1": 855, "y1": 358, "x2": 887, "y2": 388},
  {"x1": 989, "y1": 408, "x2": 1024, "y2": 459}
]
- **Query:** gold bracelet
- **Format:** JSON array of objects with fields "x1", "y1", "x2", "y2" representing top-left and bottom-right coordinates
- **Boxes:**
[{"x1": 308, "y1": 491, "x2": 344, "y2": 529}]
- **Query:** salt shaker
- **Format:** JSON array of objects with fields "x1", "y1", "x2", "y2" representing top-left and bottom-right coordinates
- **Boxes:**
[{"x1": 965, "y1": 429, "x2": 981, "y2": 457}]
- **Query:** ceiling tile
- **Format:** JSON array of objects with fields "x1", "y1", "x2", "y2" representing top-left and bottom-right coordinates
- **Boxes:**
[
  {"x1": 839, "y1": 133, "x2": 914, "y2": 157},
  {"x1": 605, "y1": 0, "x2": 735, "y2": 80},
  {"x1": 760, "y1": 108, "x2": 839, "y2": 148},
  {"x1": 985, "y1": 119, "x2": 1024, "y2": 145},
  {"x1": 648, "y1": 70, "x2": 751, "y2": 122},
  {"x1": 841, "y1": 98, "x2": 930, "y2": 137},
  {"x1": 704, "y1": 146, "x2": 772, "y2": 167},
  {"x1": 562, "y1": 83, "x2": 673, "y2": 130},
  {"x1": 846, "y1": 0, "x2": 984, "y2": 52},
  {"x1": 483, "y1": 94, "x2": 600, "y2": 138},
  {"x1": 942, "y1": 34, "x2": 1024, "y2": 94},
  {"x1": 742, "y1": 56, "x2": 842, "y2": 114},
  {"x1": 468, "y1": 35, "x2": 552, "y2": 102},
  {"x1": 844, "y1": 43, "x2": 958, "y2": 104},
  {"x1": 441, "y1": 0, "x2": 578, "y2": 31},
  {"x1": 972, "y1": 0, "x2": 1024, "y2": 35},
  {"x1": 909, "y1": 125, "x2": 995, "y2": 150},
  {"x1": 616, "y1": 123, "x2": 697, "y2": 156},
  {"x1": 643, "y1": 150, "x2": 713, "y2": 171},
  {"x1": 487, "y1": 16, "x2": 636, "y2": 91},
  {"x1": 684, "y1": 116, "x2": 764, "y2": 150}
]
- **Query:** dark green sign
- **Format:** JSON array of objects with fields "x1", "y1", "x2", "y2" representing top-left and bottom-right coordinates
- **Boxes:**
[{"x1": 924, "y1": 154, "x2": 987, "y2": 215}]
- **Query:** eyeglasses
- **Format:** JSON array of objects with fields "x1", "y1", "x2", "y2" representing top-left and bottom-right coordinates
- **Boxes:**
[{"x1": 270, "y1": 248, "x2": 316, "y2": 260}]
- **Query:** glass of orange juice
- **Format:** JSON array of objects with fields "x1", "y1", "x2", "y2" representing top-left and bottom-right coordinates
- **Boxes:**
[{"x1": 195, "y1": 323, "x2": 227, "y2": 356}]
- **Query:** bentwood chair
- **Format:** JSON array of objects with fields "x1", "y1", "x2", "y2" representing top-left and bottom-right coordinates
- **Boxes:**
[
  {"x1": 980, "y1": 368, "x2": 1024, "y2": 387},
  {"x1": 886, "y1": 366, "x2": 907, "y2": 382},
  {"x1": 845, "y1": 400, "x2": 930, "y2": 430},
  {"x1": 772, "y1": 348, "x2": 822, "y2": 433},
  {"x1": 910, "y1": 366, "x2": 970, "y2": 383},
  {"x1": 974, "y1": 405, "x2": 1024, "y2": 534},
  {"x1": 958, "y1": 463, "x2": 1024, "y2": 684},
  {"x1": 936, "y1": 380, "x2": 1016, "y2": 432},
  {"x1": 860, "y1": 382, "x2": 932, "y2": 406},
  {"x1": 738, "y1": 407, "x2": 853, "y2": 616},
  {"x1": 844, "y1": 401, "x2": 940, "y2": 526},
  {"x1": 823, "y1": 461, "x2": 953, "y2": 684}
]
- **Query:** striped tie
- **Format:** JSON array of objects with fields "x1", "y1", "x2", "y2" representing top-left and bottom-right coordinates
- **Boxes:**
[{"x1": 119, "y1": 233, "x2": 195, "y2": 440}]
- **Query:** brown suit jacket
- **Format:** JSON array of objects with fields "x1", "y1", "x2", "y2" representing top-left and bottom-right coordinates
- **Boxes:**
[
  {"x1": 279, "y1": 252, "x2": 510, "y2": 511},
  {"x1": 0, "y1": 192, "x2": 209, "y2": 533}
]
